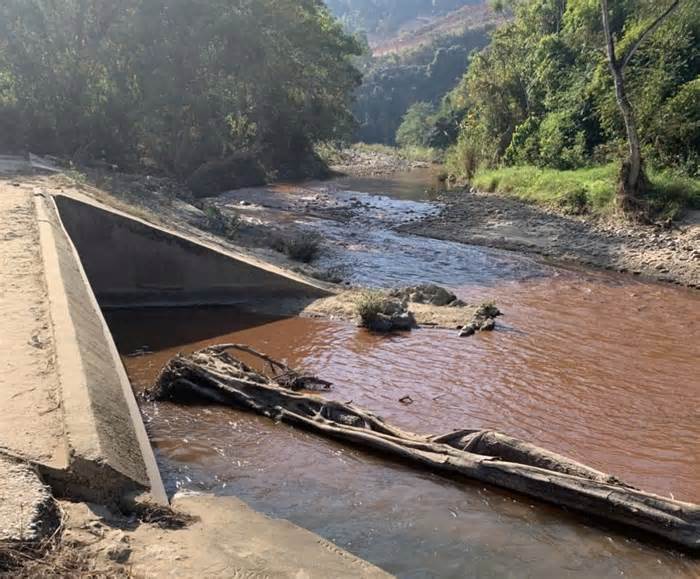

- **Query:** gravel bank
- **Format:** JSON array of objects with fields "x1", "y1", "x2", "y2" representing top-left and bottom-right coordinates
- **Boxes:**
[{"x1": 400, "y1": 188, "x2": 700, "y2": 288}]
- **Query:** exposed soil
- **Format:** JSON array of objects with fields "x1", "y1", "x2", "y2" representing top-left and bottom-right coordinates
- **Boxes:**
[
  {"x1": 401, "y1": 187, "x2": 700, "y2": 288},
  {"x1": 5, "y1": 496, "x2": 387, "y2": 578}
]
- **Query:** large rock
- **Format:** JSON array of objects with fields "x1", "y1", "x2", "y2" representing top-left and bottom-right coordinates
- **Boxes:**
[
  {"x1": 391, "y1": 284, "x2": 464, "y2": 307},
  {"x1": 187, "y1": 155, "x2": 266, "y2": 198},
  {"x1": 0, "y1": 455, "x2": 58, "y2": 542}
]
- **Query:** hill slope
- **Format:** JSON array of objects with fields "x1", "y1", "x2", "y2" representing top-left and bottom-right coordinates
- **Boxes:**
[{"x1": 325, "y1": 0, "x2": 486, "y2": 40}]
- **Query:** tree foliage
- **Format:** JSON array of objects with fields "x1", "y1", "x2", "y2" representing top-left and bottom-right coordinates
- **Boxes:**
[
  {"x1": 354, "y1": 27, "x2": 491, "y2": 144},
  {"x1": 0, "y1": 0, "x2": 362, "y2": 179},
  {"x1": 442, "y1": 0, "x2": 699, "y2": 177}
]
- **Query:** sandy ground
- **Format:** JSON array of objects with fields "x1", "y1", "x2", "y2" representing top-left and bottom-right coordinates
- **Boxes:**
[
  {"x1": 0, "y1": 180, "x2": 64, "y2": 467},
  {"x1": 401, "y1": 188, "x2": 700, "y2": 288},
  {"x1": 50, "y1": 495, "x2": 389, "y2": 578}
]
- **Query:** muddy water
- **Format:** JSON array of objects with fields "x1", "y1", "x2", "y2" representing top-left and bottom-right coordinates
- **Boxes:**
[{"x1": 106, "y1": 172, "x2": 699, "y2": 577}]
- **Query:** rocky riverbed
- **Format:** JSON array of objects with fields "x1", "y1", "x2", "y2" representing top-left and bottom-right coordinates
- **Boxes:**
[
  {"x1": 329, "y1": 146, "x2": 431, "y2": 177},
  {"x1": 401, "y1": 187, "x2": 700, "y2": 289}
]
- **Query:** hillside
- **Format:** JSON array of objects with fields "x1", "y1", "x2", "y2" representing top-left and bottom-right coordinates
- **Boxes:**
[
  {"x1": 325, "y1": 0, "x2": 485, "y2": 40},
  {"x1": 349, "y1": 2, "x2": 498, "y2": 144},
  {"x1": 371, "y1": 2, "x2": 498, "y2": 56}
]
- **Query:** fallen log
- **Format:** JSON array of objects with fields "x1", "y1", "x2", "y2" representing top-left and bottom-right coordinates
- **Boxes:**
[{"x1": 147, "y1": 344, "x2": 700, "y2": 550}]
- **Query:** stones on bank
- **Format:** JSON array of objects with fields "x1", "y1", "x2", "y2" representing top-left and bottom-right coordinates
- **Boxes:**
[{"x1": 352, "y1": 284, "x2": 501, "y2": 336}]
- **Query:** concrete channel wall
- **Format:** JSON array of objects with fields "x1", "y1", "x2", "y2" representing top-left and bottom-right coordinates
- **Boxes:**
[
  {"x1": 54, "y1": 195, "x2": 330, "y2": 308},
  {"x1": 39, "y1": 192, "x2": 330, "y2": 505},
  {"x1": 36, "y1": 193, "x2": 166, "y2": 504}
]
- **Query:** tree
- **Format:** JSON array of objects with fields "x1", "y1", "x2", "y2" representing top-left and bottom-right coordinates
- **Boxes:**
[
  {"x1": 0, "y1": 0, "x2": 362, "y2": 181},
  {"x1": 599, "y1": 0, "x2": 683, "y2": 210}
]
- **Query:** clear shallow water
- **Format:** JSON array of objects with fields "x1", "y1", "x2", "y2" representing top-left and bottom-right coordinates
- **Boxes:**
[{"x1": 105, "y1": 173, "x2": 700, "y2": 577}]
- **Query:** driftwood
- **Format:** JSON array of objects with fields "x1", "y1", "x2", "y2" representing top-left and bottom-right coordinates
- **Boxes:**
[{"x1": 148, "y1": 345, "x2": 700, "y2": 550}]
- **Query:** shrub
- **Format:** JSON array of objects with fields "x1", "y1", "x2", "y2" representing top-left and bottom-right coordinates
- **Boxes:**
[
  {"x1": 556, "y1": 187, "x2": 590, "y2": 215},
  {"x1": 202, "y1": 204, "x2": 240, "y2": 240},
  {"x1": 272, "y1": 232, "x2": 322, "y2": 263},
  {"x1": 354, "y1": 290, "x2": 388, "y2": 327}
]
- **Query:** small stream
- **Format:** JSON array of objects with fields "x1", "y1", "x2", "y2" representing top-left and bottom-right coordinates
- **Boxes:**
[{"x1": 105, "y1": 171, "x2": 699, "y2": 578}]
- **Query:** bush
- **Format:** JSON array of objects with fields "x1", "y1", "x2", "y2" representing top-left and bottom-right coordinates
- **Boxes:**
[
  {"x1": 556, "y1": 187, "x2": 590, "y2": 215},
  {"x1": 202, "y1": 204, "x2": 240, "y2": 239},
  {"x1": 354, "y1": 290, "x2": 388, "y2": 326},
  {"x1": 272, "y1": 232, "x2": 322, "y2": 263}
]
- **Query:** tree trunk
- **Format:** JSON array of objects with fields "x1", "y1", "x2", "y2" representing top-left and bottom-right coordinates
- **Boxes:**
[
  {"x1": 148, "y1": 345, "x2": 700, "y2": 550},
  {"x1": 600, "y1": 0, "x2": 683, "y2": 212},
  {"x1": 610, "y1": 64, "x2": 645, "y2": 208}
]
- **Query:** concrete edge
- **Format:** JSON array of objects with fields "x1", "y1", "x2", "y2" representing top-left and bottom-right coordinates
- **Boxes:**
[
  {"x1": 34, "y1": 192, "x2": 167, "y2": 505},
  {"x1": 57, "y1": 188, "x2": 336, "y2": 296}
]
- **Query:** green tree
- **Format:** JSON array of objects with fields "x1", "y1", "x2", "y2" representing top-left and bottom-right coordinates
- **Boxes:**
[
  {"x1": 599, "y1": 0, "x2": 684, "y2": 209},
  {"x1": 0, "y1": 0, "x2": 362, "y2": 183},
  {"x1": 396, "y1": 102, "x2": 436, "y2": 147}
]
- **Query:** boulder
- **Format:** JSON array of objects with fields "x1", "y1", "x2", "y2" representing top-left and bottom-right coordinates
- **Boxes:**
[{"x1": 390, "y1": 284, "x2": 464, "y2": 307}]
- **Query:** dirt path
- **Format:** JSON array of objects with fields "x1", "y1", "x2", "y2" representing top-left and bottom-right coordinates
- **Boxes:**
[
  {"x1": 401, "y1": 188, "x2": 700, "y2": 288},
  {"x1": 0, "y1": 180, "x2": 64, "y2": 466}
]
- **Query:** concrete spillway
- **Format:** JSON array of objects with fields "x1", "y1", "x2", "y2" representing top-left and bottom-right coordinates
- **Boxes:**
[
  {"x1": 8, "y1": 190, "x2": 327, "y2": 502},
  {"x1": 54, "y1": 195, "x2": 330, "y2": 308}
]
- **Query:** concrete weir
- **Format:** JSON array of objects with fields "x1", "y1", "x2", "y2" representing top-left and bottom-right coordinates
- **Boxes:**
[
  {"x1": 34, "y1": 193, "x2": 167, "y2": 504},
  {"x1": 54, "y1": 194, "x2": 330, "y2": 308},
  {"x1": 28, "y1": 190, "x2": 331, "y2": 506},
  {"x1": 0, "y1": 169, "x2": 390, "y2": 576}
]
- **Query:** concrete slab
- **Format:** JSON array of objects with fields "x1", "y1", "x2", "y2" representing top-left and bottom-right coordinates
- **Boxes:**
[
  {"x1": 130, "y1": 494, "x2": 392, "y2": 577},
  {"x1": 0, "y1": 183, "x2": 65, "y2": 468},
  {"x1": 53, "y1": 194, "x2": 331, "y2": 308}
]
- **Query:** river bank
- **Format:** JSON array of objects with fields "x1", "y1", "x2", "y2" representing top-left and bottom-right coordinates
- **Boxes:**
[
  {"x1": 330, "y1": 147, "x2": 699, "y2": 288},
  {"x1": 400, "y1": 186, "x2": 700, "y2": 288}
]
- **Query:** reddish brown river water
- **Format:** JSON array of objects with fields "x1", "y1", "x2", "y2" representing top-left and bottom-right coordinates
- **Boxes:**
[{"x1": 105, "y1": 173, "x2": 700, "y2": 578}]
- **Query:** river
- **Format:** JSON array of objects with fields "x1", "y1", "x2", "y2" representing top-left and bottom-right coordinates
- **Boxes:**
[{"x1": 105, "y1": 171, "x2": 699, "y2": 578}]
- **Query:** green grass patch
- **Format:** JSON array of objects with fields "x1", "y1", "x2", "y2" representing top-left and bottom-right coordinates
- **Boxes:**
[{"x1": 472, "y1": 164, "x2": 700, "y2": 218}]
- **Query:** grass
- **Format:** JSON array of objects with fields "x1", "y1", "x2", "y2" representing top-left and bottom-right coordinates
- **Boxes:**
[
  {"x1": 201, "y1": 203, "x2": 240, "y2": 240},
  {"x1": 472, "y1": 163, "x2": 700, "y2": 218}
]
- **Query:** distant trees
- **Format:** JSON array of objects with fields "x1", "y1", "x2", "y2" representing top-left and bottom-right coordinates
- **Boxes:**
[
  {"x1": 354, "y1": 27, "x2": 490, "y2": 144},
  {"x1": 439, "y1": 0, "x2": 698, "y2": 188},
  {"x1": 396, "y1": 102, "x2": 436, "y2": 148},
  {"x1": 0, "y1": 0, "x2": 362, "y2": 180}
]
